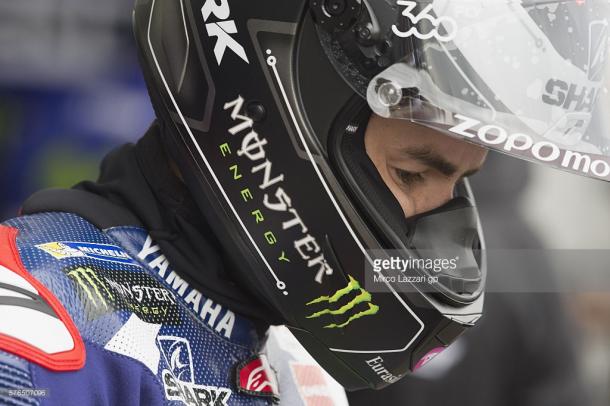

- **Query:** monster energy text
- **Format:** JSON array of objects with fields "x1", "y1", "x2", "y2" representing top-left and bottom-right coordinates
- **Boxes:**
[
  {"x1": 65, "y1": 266, "x2": 178, "y2": 320},
  {"x1": 221, "y1": 95, "x2": 333, "y2": 284},
  {"x1": 306, "y1": 275, "x2": 379, "y2": 328}
]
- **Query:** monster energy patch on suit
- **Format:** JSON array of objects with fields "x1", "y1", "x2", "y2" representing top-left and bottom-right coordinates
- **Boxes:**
[
  {"x1": 306, "y1": 276, "x2": 379, "y2": 329},
  {"x1": 63, "y1": 266, "x2": 180, "y2": 324}
]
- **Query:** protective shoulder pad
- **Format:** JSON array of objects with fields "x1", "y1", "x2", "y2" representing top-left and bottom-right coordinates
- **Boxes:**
[{"x1": 0, "y1": 225, "x2": 85, "y2": 371}]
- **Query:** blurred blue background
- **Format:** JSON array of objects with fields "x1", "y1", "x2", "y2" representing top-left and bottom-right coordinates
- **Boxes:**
[{"x1": 0, "y1": 0, "x2": 154, "y2": 218}]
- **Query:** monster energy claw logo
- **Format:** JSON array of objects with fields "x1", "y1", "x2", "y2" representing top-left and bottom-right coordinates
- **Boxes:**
[
  {"x1": 65, "y1": 266, "x2": 179, "y2": 323},
  {"x1": 67, "y1": 267, "x2": 115, "y2": 309},
  {"x1": 306, "y1": 275, "x2": 379, "y2": 329}
]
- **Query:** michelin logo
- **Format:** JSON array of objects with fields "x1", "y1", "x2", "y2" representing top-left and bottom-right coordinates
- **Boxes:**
[
  {"x1": 36, "y1": 242, "x2": 136, "y2": 265},
  {"x1": 158, "y1": 336, "x2": 232, "y2": 406}
]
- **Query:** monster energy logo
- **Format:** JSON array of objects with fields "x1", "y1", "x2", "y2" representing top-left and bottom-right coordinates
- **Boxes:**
[
  {"x1": 67, "y1": 267, "x2": 115, "y2": 309},
  {"x1": 64, "y1": 266, "x2": 181, "y2": 323},
  {"x1": 306, "y1": 275, "x2": 379, "y2": 329}
]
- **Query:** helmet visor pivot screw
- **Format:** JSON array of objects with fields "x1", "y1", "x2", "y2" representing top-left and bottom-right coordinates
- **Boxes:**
[
  {"x1": 324, "y1": 0, "x2": 346, "y2": 16},
  {"x1": 377, "y1": 82, "x2": 403, "y2": 107},
  {"x1": 246, "y1": 101, "x2": 267, "y2": 123}
]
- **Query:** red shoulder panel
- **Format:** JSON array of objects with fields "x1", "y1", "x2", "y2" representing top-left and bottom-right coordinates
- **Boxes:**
[{"x1": 0, "y1": 225, "x2": 85, "y2": 371}]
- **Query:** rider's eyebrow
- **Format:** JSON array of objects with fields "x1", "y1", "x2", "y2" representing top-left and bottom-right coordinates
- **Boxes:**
[{"x1": 403, "y1": 147, "x2": 458, "y2": 176}]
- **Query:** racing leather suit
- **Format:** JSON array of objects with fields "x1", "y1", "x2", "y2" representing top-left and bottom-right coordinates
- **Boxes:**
[{"x1": 0, "y1": 123, "x2": 347, "y2": 406}]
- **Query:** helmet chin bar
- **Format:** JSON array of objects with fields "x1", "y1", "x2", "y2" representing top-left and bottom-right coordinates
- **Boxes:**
[
  {"x1": 317, "y1": 96, "x2": 486, "y2": 390},
  {"x1": 405, "y1": 196, "x2": 485, "y2": 306}
]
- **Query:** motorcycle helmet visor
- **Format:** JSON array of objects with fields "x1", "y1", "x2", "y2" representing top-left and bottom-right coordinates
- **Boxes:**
[{"x1": 320, "y1": 0, "x2": 610, "y2": 181}]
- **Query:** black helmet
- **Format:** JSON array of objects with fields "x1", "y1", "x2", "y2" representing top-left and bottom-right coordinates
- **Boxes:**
[{"x1": 133, "y1": 0, "x2": 609, "y2": 390}]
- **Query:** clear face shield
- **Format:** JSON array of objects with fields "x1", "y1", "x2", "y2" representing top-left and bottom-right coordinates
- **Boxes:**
[
  {"x1": 320, "y1": 0, "x2": 610, "y2": 181},
  {"x1": 369, "y1": 0, "x2": 610, "y2": 180}
]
